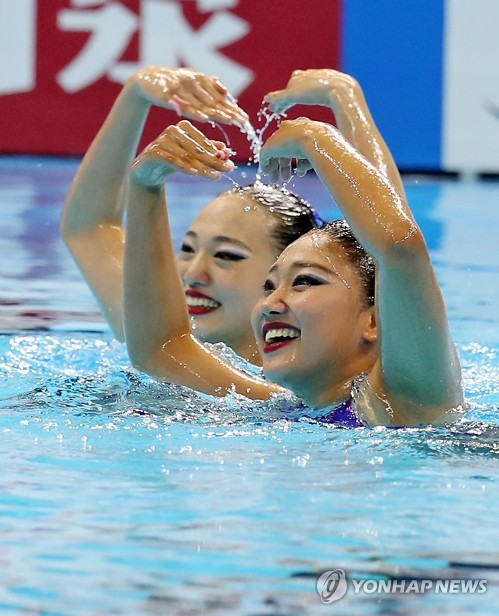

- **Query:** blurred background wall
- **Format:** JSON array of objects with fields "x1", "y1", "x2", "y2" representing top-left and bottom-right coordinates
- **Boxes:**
[{"x1": 1, "y1": 0, "x2": 498, "y2": 174}]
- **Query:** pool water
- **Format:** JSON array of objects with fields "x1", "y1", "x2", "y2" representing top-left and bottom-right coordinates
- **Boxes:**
[{"x1": 0, "y1": 156, "x2": 498, "y2": 615}]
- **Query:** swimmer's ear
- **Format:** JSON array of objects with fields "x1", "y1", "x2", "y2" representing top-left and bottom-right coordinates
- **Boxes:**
[{"x1": 361, "y1": 306, "x2": 377, "y2": 343}]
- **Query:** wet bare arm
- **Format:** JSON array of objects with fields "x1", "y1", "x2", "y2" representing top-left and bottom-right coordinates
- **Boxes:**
[
  {"x1": 60, "y1": 82, "x2": 148, "y2": 340},
  {"x1": 265, "y1": 68, "x2": 405, "y2": 198},
  {"x1": 260, "y1": 119, "x2": 463, "y2": 424},
  {"x1": 61, "y1": 67, "x2": 248, "y2": 341},
  {"x1": 123, "y1": 122, "x2": 281, "y2": 399}
]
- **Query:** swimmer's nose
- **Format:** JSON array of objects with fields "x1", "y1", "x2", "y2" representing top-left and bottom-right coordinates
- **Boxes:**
[
  {"x1": 261, "y1": 289, "x2": 287, "y2": 317},
  {"x1": 181, "y1": 254, "x2": 211, "y2": 287}
]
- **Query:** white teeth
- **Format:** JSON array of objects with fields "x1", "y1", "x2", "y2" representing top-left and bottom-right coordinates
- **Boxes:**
[
  {"x1": 186, "y1": 296, "x2": 219, "y2": 308},
  {"x1": 264, "y1": 328, "x2": 300, "y2": 344}
]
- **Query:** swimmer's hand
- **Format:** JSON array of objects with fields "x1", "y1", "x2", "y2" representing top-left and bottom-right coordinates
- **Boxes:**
[
  {"x1": 265, "y1": 68, "x2": 361, "y2": 116},
  {"x1": 129, "y1": 66, "x2": 248, "y2": 127},
  {"x1": 130, "y1": 120, "x2": 235, "y2": 187},
  {"x1": 259, "y1": 118, "x2": 320, "y2": 183}
]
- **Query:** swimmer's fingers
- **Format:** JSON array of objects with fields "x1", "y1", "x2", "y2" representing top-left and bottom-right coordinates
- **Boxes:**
[
  {"x1": 170, "y1": 87, "x2": 233, "y2": 125},
  {"x1": 165, "y1": 122, "x2": 236, "y2": 178},
  {"x1": 212, "y1": 140, "x2": 236, "y2": 161},
  {"x1": 272, "y1": 158, "x2": 294, "y2": 183},
  {"x1": 173, "y1": 75, "x2": 248, "y2": 126},
  {"x1": 184, "y1": 95, "x2": 234, "y2": 126},
  {"x1": 296, "y1": 158, "x2": 312, "y2": 177},
  {"x1": 265, "y1": 69, "x2": 336, "y2": 112},
  {"x1": 132, "y1": 140, "x2": 226, "y2": 183},
  {"x1": 172, "y1": 121, "x2": 234, "y2": 162},
  {"x1": 259, "y1": 156, "x2": 309, "y2": 182},
  {"x1": 172, "y1": 88, "x2": 247, "y2": 127},
  {"x1": 259, "y1": 118, "x2": 318, "y2": 181},
  {"x1": 209, "y1": 76, "x2": 228, "y2": 96},
  {"x1": 264, "y1": 89, "x2": 292, "y2": 115},
  {"x1": 133, "y1": 66, "x2": 203, "y2": 112},
  {"x1": 279, "y1": 158, "x2": 293, "y2": 183},
  {"x1": 132, "y1": 121, "x2": 235, "y2": 183},
  {"x1": 195, "y1": 79, "x2": 249, "y2": 127},
  {"x1": 168, "y1": 93, "x2": 211, "y2": 123},
  {"x1": 259, "y1": 157, "x2": 280, "y2": 184},
  {"x1": 133, "y1": 67, "x2": 247, "y2": 126}
]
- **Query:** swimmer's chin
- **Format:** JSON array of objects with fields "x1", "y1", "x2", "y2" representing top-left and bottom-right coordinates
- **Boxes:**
[
  {"x1": 261, "y1": 365, "x2": 293, "y2": 391},
  {"x1": 190, "y1": 327, "x2": 220, "y2": 345}
]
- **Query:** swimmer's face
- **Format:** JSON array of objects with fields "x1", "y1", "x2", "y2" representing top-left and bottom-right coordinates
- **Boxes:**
[
  {"x1": 177, "y1": 192, "x2": 278, "y2": 361},
  {"x1": 251, "y1": 231, "x2": 377, "y2": 404}
]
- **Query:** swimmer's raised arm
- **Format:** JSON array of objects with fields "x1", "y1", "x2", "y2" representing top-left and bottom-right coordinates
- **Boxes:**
[
  {"x1": 260, "y1": 119, "x2": 463, "y2": 424},
  {"x1": 61, "y1": 66, "x2": 247, "y2": 341},
  {"x1": 265, "y1": 69, "x2": 405, "y2": 198},
  {"x1": 123, "y1": 121, "x2": 281, "y2": 399}
]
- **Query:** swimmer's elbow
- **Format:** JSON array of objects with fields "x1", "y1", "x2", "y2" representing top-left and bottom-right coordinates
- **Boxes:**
[
  {"x1": 60, "y1": 221, "x2": 83, "y2": 269},
  {"x1": 59, "y1": 209, "x2": 72, "y2": 245},
  {"x1": 59, "y1": 226, "x2": 93, "y2": 272},
  {"x1": 60, "y1": 227, "x2": 78, "y2": 256},
  {"x1": 128, "y1": 351, "x2": 156, "y2": 378},
  {"x1": 382, "y1": 224, "x2": 428, "y2": 262},
  {"x1": 126, "y1": 334, "x2": 195, "y2": 383},
  {"x1": 60, "y1": 192, "x2": 81, "y2": 240},
  {"x1": 127, "y1": 346, "x2": 166, "y2": 381},
  {"x1": 59, "y1": 207, "x2": 84, "y2": 253},
  {"x1": 126, "y1": 338, "x2": 162, "y2": 377}
]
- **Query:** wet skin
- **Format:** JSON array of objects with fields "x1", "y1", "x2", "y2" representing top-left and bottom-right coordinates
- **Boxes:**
[
  {"x1": 176, "y1": 192, "x2": 279, "y2": 363},
  {"x1": 251, "y1": 231, "x2": 377, "y2": 406}
]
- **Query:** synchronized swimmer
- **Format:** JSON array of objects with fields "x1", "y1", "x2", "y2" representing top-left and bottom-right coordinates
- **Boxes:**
[
  {"x1": 61, "y1": 67, "x2": 402, "y2": 366},
  {"x1": 61, "y1": 66, "x2": 464, "y2": 427}
]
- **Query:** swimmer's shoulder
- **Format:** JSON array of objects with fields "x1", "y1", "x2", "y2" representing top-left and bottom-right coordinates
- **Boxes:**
[{"x1": 354, "y1": 373, "x2": 468, "y2": 427}]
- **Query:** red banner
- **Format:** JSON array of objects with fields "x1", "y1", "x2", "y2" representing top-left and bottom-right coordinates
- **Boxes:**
[{"x1": 0, "y1": 0, "x2": 340, "y2": 160}]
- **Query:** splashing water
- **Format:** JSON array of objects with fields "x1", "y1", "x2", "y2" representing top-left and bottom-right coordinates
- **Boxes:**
[
  {"x1": 248, "y1": 102, "x2": 285, "y2": 165},
  {"x1": 209, "y1": 101, "x2": 309, "y2": 193},
  {"x1": 220, "y1": 172, "x2": 240, "y2": 188},
  {"x1": 209, "y1": 101, "x2": 285, "y2": 184},
  {"x1": 222, "y1": 91, "x2": 281, "y2": 164}
]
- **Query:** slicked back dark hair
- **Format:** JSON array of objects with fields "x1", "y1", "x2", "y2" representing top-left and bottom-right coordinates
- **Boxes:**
[
  {"x1": 224, "y1": 182, "x2": 320, "y2": 253},
  {"x1": 319, "y1": 219, "x2": 375, "y2": 307}
]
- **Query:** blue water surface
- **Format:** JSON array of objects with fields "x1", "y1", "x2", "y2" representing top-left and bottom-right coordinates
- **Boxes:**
[{"x1": 0, "y1": 156, "x2": 498, "y2": 615}]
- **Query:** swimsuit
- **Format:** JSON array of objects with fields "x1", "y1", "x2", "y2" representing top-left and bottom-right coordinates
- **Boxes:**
[
  {"x1": 285, "y1": 396, "x2": 364, "y2": 428},
  {"x1": 317, "y1": 397, "x2": 364, "y2": 427}
]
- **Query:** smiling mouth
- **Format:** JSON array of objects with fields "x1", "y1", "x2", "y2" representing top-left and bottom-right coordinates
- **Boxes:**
[
  {"x1": 262, "y1": 323, "x2": 300, "y2": 353},
  {"x1": 185, "y1": 291, "x2": 221, "y2": 316}
]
